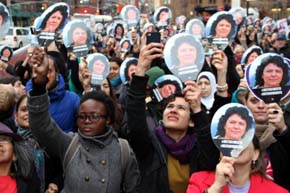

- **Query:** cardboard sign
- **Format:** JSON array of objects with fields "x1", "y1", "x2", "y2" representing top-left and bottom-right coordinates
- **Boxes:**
[
  {"x1": 205, "y1": 11, "x2": 237, "y2": 40},
  {"x1": 245, "y1": 53, "x2": 290, "y2": 103},
  {"x1": 35, "y1": 2, "x2": 69, "y2": 46},
  {"x1": 164, "y1": 33, "x2": 204, "y2": 81},
  {"x1": 185, "y1": 18, "x2": 205, "y2": 39},
  {"x1": 211, "y1": 103, "x2": 255, "y2": 158},
  {"x1": 153, "y1": 6, "x2": 172, "y2": 28},
  {"x1": 0, "y1": 3, "x2": 11, "y2": 39},
  {"x1": 120, "y1": 57, "x2": 138, "y2": 84},
  {"x1": 120, "y1": 5, "x2": 140, "y2": 28},
  {"x1": 151, "y1": 74, "x2": 183, "y2": 102},
  {"x1": 0, "y1": 45, "x2": 13, "y2": 62},
  {"x1": 87, "y1": 53, "x2": 110, "y2": 86},
  {"x1": 63, "y1": 20, "x2": 93, "y2": 57}
]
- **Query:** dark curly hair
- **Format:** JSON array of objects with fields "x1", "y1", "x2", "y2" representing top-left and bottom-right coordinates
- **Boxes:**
[
  {"x1": 170, "y1": 35, "x2": 202, "y2": 67},
  {"x1": 210, "y1": 13, "x2": 236, "y2": 39},
  {"x1": 244, "y1": 48, "x2": 262, "y2": 65},
  {"x1": 124, "y1": 58, "x2": 138, "y2": 82},
  {"x1": 255, "y1": 55, "x2": 289, "y2": 87},
  {"x1": 156, "y1": 7, "x2": 170, "y2": 24},
  {"x1": 215, "y1": 106, "x2": 254, "y2": 138},
  {"x1": 40, "y1": 4, "x2": 68, "y2": 32},
  {"x1": 114, "y1": 23, "x2": 124, "y2": 38},
  {"x1": 66, "y1": 21, "x2": 92, "y2": 47},
  {"x1": 156, "y1": 79, "x2": 182, "y2": 93},
  {"x1": 88, "y1": 55, "x2": 110, "y2": 75},
  {"x1": 80, "y1": 90, "x2": 115, "y2": 124}
]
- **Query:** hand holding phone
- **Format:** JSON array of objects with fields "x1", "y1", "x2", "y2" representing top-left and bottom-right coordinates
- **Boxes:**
[{"x1": 146, "y1": 32, "x2": 161, "y2": 45}]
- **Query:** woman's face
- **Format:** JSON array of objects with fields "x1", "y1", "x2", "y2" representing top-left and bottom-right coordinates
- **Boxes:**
[
  {"x1": 215, "y1": 19, "x2": 232, "y2": 38},
  {"x1": 108, "y1": 61, "x2": 120, "y2": 80},
  {"x1": 15, "y1": 97, "x2": 29, "y2": 129},
  {"x1": 177, "y1": 42, "x2": 196, "y2": 67},
  {"x1": 72, "y1": 27, "x2": 87, "y2": 46},
  {"x1": 159, "y1": 11, "x2": 169, "y2": 22},
  {"x1": 246, "y1": 92, "x2": 268, "y2": 124},
  {"x1": 127, "y1": 64, "x2": 136, "y2": 81},
  {"x1": 77, "y1": 99, "x2": 109, "y2": 136},
  {"x1": 0, "y1": 135, "x2": 15, "y2": 164},
  {"x1": 224, "y1": 114, "x2": 247, "y2": 140},
  {"x1": 127, "y1": 9, "x2": 137, "y2": 20},
  {"x1": 101, "y1": 79, "x2": 110, "y2": 97},
  {"x1": 163, "y1": 97, "x2": 192, "y2": 132},
  {"x1": 122, "y1": 41, "x2": 130, "y2": 50},
  {"x1": 159, "y1": 84, "x2": 176, "y2": 98},
  {"x1": 191, "y1": 23, "x2": 202, "y2": 36},
  {"x1": 116, "y1": 26, "x2": 123, "y2": 35},
  {"x1": 246, "y1": 52, "x2": 259, "y2": 65},
  {"x1": 262, "y1": 63, "x2": 283, "y2": 88},
  {"x1": 198, "y1": 77, "x2": 211, "y2": 97},
  {"x1": 93, "y1": 59, "x2": 106, "y2": 75},
  {"x1": 2, "y1": 49, "x2": 10, "y2": 58},
  {"x1": 45, "y1": 10, "x2": 63, "y2": 32}
]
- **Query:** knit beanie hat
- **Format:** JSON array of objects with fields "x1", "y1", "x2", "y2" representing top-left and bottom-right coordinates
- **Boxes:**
[{"x1": 145, "y1": 66, "x2": 165, "y2": 89}]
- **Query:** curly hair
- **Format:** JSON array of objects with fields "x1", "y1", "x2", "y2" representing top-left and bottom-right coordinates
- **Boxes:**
[
  {"x1": 215, "y1": 106, "x2": 254, "y2": 138},
  {"x1": 210, "y1": 13, "x2": 236, "y2": 39},
  {"x1": 244, "y1": 48, "x2": 262, "y2": 65},
  {"x1": 88, "y1": 55, "x2": 110, "y2": 75},
  {"x1": 124, "y1": 58, "x2": 138, "y2": 82},
  {"x1": 255, "y1": 55, "x2": 289, "y2": 87},
  {"x1": 156, "y1": 79, "x2": 182, "y2": 93},
  {"x1": 80, "y1": 90, "x2": 115, "y2": 124},
  {"x1": 156, "y1": 8, "x2": 170, "y2": 24},
  {"x1": 170, "y1": 35, "x2": 202, "y2": 68},
  {"x1": 66, "y1": 21, "x2": 91, "y2": 47},
  {"x1": 40, "y1": 4, "x2": 68, "y2": 32},
  {"x1": 114, "y1": 23, "x2": 124, "y2": 38}
]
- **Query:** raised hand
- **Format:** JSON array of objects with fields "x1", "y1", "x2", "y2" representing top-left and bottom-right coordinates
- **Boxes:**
[
  {"x1": 183, "y1": 81, "x2": 201, "y2": 113},
  {"x1": 30, "y1": 46, "x2": 49, "y2": 85}
]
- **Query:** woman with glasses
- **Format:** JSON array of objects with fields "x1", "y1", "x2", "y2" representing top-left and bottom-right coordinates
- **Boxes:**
[{"x1": 27, "y1": 47, "x2": 140, "y2": 193}]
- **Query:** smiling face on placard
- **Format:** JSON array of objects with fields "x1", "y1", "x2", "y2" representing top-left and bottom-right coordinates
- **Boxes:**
[
  {"x1": 164, "y1": 33, "x2": 204, "y2": 82},
  {"x1": 211, "y1": 103, "x2": 255, "y2": 158},
  {"x1": 87, "y1": 53, "x2": 110, "y2": 85},
  {"x1": 245, "y1": 53, "x2": 290, "y2": 103},
  {"x1": 205, "y1": 11, "x2": 237, "y2": 40}
]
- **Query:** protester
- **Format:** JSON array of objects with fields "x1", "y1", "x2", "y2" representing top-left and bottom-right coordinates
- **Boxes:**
[
  {"x1": 187, "y1": 137, "x2": 289, "y2": 193},
  {"x1": 125, "y1": 40, "x2": 219, "y2": 193},
  {"x1": 27, "y1": 46, "x2": 140, "y2": 193}
]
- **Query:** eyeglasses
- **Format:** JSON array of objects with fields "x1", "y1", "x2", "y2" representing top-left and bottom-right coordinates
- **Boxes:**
[
  {"x1": 0, "y1": 136, "x2": 12, "y2": 144},
  {"x1": 76, "y1": 113, "x2": 107, "y2": 122}
]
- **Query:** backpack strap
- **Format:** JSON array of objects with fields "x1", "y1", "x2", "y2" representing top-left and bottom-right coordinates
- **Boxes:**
[
  {"x1": 119, "y1": 138, "x2": 130, "y2": 178},
  {"x1": 63, "y1": 134, "x2": 80, "y2": 176}
]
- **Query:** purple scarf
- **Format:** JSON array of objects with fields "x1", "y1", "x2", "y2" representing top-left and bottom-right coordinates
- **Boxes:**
[{"x1": 155, "y1": 126, "x2": 196, "y2": 164}]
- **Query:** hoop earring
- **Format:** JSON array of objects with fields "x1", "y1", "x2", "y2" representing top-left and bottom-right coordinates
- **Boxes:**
[{"x1": 251, "y1": 160, "x2": 256, "y2": 169}]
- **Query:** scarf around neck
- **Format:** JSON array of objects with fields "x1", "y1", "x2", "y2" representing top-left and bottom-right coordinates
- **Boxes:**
[
  {"x1": 155, "y1": 126, "x2": 196, "y2": 164},
  {"x1": 255, "y1": 124, "x2": 277, "y2": 150}
]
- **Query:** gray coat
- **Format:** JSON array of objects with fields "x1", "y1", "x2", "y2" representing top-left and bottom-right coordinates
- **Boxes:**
[{"x1": 27, "y1": 92, "x2": 140, "y2": 193}]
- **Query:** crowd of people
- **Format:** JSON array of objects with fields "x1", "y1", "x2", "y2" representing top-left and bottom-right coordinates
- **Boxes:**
[{"x1": 0, "y1": 2, "x2": 290, "y2": 193}]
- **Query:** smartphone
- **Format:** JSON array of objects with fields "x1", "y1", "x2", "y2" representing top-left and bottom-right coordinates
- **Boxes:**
[{"x1": 146, "y1": 32, "x2": 161, "y2": 45}]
